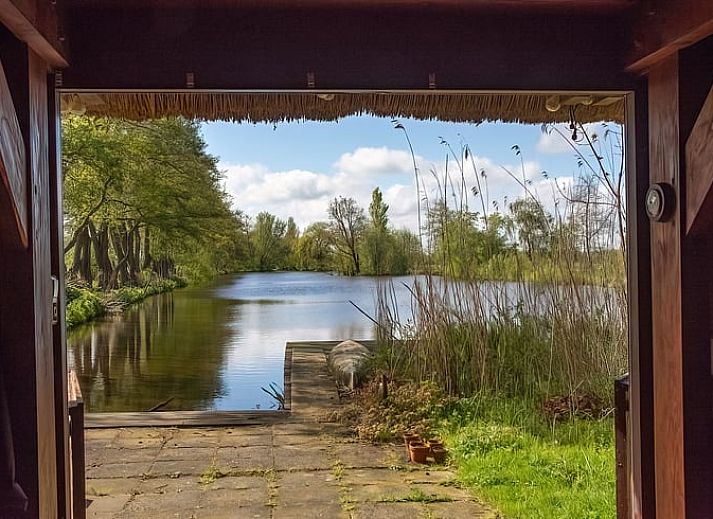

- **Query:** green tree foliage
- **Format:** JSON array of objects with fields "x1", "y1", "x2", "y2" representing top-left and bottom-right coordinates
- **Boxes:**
[
  {"x1": 363, "y1": 188, "x2": 391, "y2": 275},
  {"x1": 296, "y1": 222, "x2": 334, "y2": 271},
  {"x1": 508, "y1": 198, "x2": 552, "y2": 259},
  {"x1": 427, "y1": 201, "x2": 509, "y2": 278},
  {"x1": 328, "y1": 196, "x2": 366, "y2": 275},
  {"x1": 62, "y1": 116, "x2": 245, "y2": 288},
  {"x1": 249, "y1": 212, "x2": 288, "y2": 271}
]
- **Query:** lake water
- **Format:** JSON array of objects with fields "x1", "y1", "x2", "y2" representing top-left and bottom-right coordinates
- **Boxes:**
[
  {"x1": 67, "y1": 271, "x2": 622, "y2": 413},
  {"x1": 67, "y1": 272, "x2": 419, "y2": 412}
]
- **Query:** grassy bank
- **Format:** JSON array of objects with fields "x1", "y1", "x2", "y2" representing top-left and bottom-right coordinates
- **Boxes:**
[
  {"x1": 334, "y1": 378, "x2": 615, "y2": 519},
  {"x1": 442, "y1": 396, "x2": 614, "y2": 519},
  {"x1": 65, "y1": 279, "x2": 186, "y2": 329}
]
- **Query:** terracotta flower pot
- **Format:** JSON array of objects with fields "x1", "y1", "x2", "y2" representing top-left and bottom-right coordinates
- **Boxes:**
[
  {"x1": 427, "y1": 439, "x2": 443, "y2": 450},
  {"x1": 408, "y1": 442, "x2": 430, "y2": 464},
  {"x1": 403, "y1": 433, "x2": 420, "y2": 448},
  {"x1": 431, "y1": 446, "x2": 448, "y2": 464}
]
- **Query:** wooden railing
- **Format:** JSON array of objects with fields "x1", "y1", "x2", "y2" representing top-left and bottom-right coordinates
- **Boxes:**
[
  {"x1": 68, "y1": 370, "x2": 85, "y2": 519},
  {"x1": 615, "y1": 374, "x2": 630, "y2": 519}
]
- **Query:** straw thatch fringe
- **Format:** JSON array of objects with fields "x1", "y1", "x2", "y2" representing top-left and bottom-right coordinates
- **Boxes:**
[{"x1": 62, "y1": 92, "x2": 624, "y2": 124}]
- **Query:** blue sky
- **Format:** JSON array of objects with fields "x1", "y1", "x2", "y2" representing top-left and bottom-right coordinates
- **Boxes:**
[{"x1": 201, "y1": 116, "x2": 607, "y2": 231}]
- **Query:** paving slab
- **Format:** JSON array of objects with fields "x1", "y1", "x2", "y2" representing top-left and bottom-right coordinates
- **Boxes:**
[
  {"x1": 156, "y1": 446, "x2": 216, "y2": 461},
  {"x1": 272, "y1": 501, "x2": 346, "y2": 518},
  {"x1": 86, "y1": 495, "x2": 133, "y2": 517},
  {"x1": 351, "y1": 502, "x2": 425, "y2": 519},
  {"x1": 86, "y1": 478, "x2": 140, "y2": 497},
  {"x1": 86, "y1": 462, "x2": 151, "y2": 479},
  {"x1": 215, "y1": 446, "x2": 273, "y2": 471},
  {"x1": 218, "y1": 432, "x2": 272, "y2": 448},
  {"x1": 274, "y1": 470, "x2": 342, "y2": 505},
  {"x1": 102, "y1": 447, "x2": 161, "y2": 464},
  {"x1": 273, "y1": 444, "x2": 332, "y2": 470},
  {"x1": 332, "y1": 443, "x2": 407, "y2": 468},
  {"x1": 116, "y1": 489, "x2": 204, "y2": 518},
  {"x1": 82, "y1": 344, "x2": 491, "y2": 518},
  {"x1": 149, "y1": 459, "x2": 211, "y2": 477}
]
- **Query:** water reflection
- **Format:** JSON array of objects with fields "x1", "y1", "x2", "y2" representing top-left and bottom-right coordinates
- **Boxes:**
[{"x1": 68, "y1": 271, "x2": 620, "y2": 413}]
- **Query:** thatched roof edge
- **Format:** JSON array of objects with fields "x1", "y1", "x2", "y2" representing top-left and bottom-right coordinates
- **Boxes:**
[{"x1": 61, "y1": 92, "x2": 625, "y2": 124}]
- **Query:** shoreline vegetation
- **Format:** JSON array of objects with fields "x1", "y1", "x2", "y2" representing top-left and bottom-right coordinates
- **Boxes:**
[
  {"x1": 332, "y1": 120, "x2": 626, "y2": 518},
  {"x1": 66, "y1": 278, "x2": 186, "y2": 329},
  {"x1": 64, "y1": 114, "x2": 626, "y2": 518}
]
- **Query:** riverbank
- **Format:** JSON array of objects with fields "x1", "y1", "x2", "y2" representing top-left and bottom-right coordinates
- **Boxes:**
[
  {"x1": 65, "y1": 278, "x2": 186, "y2": 329},
  {"x1": 333, "y1": 378, "x2": 615, "y2": 519}
]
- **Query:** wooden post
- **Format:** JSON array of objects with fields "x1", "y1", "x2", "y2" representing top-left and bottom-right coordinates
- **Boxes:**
[
  {"x1": 68, "y1": 371, "x2": 85, "y2": 519},
  {"x1": 0, "y1": 28, "x2": 59, "y2": 517},
  {"x1": 615, "y1": 375, "x2": 630, "y2": 519},
  {"x1": 624, "y1": 87, "x2": 656, "y2": 519},
  {"x1": 49, "y1": 73, "x2": 71, "y2": 519},
  {"x1": 646, "y1": 35, "x2": 713, "y2": 518}
]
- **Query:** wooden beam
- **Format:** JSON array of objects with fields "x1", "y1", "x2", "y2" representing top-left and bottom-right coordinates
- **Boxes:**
[
  {"x1": 0, "y1": 0, "x2": 67, "y2": 68},
  {"x1": 648, "y1": 53, "x2": 685, "y2": 519},
  {"x1": 625, "y1": 87, "x2": 656, "y2": 519},
  {"x1": 63, "y1": 0, "x2": 636, "y2": 11},
  {"x1": 685, "y1": 83, "x2": 713, "y2": 234},
  {"x1": 48, "y1": 76, "x2": 71, "y2": 519},
  {"x1": 0, "y1": 55, "x2": 28, "y2": 249},
  {"x1": 60, "y1": 6, "x2": 633, "y2": 91},
  {"x1": 628, "y1": 0, "x2": 713, "y2": 73}
]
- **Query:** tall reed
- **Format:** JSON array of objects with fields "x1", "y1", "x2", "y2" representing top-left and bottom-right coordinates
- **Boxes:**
[{"x1": 377, "y1": 122, "x2": 628, "y2": 405}]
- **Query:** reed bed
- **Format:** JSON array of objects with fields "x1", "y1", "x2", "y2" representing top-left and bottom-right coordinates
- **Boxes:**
[{"x1": 375, "y1": 122, "x2": 628, "y2": 407}]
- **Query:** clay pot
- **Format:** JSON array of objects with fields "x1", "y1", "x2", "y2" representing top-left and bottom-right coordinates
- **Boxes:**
[
  {"x1": 403, "y1": 433, "x2": 420, "y2": 448},
  {"x1": 427, "y1": 439, "x2": 443, "y2": 450},
  {"x1": 431, "y1": 446, "x2": 448, "y2": 464},
  {"x1": 408, "y1": 442, "x2": 430, "y2": 464}
]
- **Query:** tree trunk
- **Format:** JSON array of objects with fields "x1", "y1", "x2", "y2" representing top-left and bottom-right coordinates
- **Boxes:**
[
  {"x1": 70, "y1": 225, "x2": 93, "y2": 284},
  {"x1": 89, "y1": 220, "x2": 113, "y2": 290},
  {"x1": 142, "y1": 227, "x2": 152, "y2": 270},
  {"x1": 108, "y1": 223, "x2": 131, "y2": 289}
]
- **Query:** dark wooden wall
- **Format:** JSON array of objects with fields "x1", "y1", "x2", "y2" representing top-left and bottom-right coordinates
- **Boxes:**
[
  {"x1": 60, "y1": 5, "x2": 635, "y2": 92},
  {"x1": 0, "y1": 25, "x2": 62, "y2": 518},
  {"x1": 646, "y1": 34, "x2": 713, "y2": 518}
]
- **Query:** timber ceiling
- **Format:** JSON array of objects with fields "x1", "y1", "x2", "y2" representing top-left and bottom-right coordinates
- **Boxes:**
[{"x1": 64, "y1": 0, "x2": 638, "y2": 12}]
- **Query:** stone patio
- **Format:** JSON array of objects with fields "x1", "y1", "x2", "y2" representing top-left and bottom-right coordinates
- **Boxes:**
[{"x1": 83, "y1": 343, "x2": 494, "y2": 518}]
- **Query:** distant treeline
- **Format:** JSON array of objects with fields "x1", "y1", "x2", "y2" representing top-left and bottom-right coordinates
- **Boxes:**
[{"x1": 63, "y1": 116, "x2": 624, "y2": 289}]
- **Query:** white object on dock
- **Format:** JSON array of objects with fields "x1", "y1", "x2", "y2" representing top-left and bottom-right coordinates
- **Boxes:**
[{"x1": 328, "y1": 340, "x2": 371, "y2": 390}]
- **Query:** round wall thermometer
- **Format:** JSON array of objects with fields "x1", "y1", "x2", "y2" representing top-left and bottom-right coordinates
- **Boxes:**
[{"x1": 645, "y1": 183, "x2": 675, "y2": 222}]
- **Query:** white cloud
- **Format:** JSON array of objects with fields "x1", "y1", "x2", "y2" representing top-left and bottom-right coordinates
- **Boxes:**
[
  {"x1": 536, "y1": 123, "x2": 615, "y2": 155},
  {"x1": 220, "y1": 146, "x2": 575, "y2": 233},
  {"x1": 333, "y1": 147, "x2": 419, "y2": 176},
  {"x1": 536, "y1": 126, "x2": 574, "y2": 154}
]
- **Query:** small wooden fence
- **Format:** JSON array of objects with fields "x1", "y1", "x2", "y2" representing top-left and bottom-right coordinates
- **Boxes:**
[{"x1": 68, "y1": 370, "x2": 86, "y2": 519}]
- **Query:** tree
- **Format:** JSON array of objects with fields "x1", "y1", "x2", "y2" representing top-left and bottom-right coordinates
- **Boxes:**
[
  {"x1": 284, "y1": 217, "x2": 300, "y2": 269},
  {"x1": 363, "y1": 188, "x2": 391, "y2": 275},
  {"x1": 509, "y1": 198, "x2": 552, "y2": 259},
  {"x1": 328, "y1": 196, "x2": 366, "y2": 275},
  {"x1": 250, "y1": 212, "x2": 287, "y2": 271},
  {"x1": 297, "y1": 222, "x2": 334, "y2": 271},
  {"x1": 62, "y1": 116, "x2": 243, "y2": 288}
]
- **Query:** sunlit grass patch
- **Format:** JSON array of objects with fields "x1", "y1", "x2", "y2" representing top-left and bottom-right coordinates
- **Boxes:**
[{"x1": 442, "y1": 397, "x2": 615, "y2": 519}]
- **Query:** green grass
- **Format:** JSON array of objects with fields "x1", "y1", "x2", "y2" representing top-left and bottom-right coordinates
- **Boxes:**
[{"x1": 440, "y1": 396, "x2": 615, "y2": 519}]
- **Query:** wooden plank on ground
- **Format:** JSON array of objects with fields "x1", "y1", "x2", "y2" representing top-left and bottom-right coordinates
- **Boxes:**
[{"x1": 85, "y1": 410, "x2": 290, "y2": 428}]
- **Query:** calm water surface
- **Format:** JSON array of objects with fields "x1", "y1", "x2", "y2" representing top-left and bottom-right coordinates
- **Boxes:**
[{"x1": 67, "y1": 272, "x2": 418, "y2": 412}]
